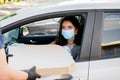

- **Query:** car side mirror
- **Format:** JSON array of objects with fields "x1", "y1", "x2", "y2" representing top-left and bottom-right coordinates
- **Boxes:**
[{"x1": 21, "y1": 27, "x2": 29, "y2": 36}]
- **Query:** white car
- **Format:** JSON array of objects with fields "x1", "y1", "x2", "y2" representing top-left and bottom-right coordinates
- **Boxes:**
[{"x1": 1, "y1": 0, "x2": 120, "y2": 80}]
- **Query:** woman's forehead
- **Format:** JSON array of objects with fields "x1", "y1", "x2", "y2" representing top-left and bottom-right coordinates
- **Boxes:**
[{"x1": 62, "y1": 20, "x2": 73, "y2": 26}]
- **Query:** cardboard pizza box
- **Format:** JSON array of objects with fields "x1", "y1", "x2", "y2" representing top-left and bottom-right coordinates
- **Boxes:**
[{"x1": 8, "y1": 45, "x2": 75, "y2": 76}]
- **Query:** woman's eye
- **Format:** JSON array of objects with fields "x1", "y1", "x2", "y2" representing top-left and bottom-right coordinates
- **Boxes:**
[
  {"x1": 62, "y1": 26, "x2": 73, "y2": 30},
  {"x1": 62, "y1": 26, "x2": 65, "y2": 29},
  {"x1": 68, "y1": 26, "x2": 73, "y2": 29}
]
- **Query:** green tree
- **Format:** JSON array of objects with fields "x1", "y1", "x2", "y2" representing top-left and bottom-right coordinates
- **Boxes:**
[{"x1": 0, "y1": 0, "x2": 22, "y2": 4}]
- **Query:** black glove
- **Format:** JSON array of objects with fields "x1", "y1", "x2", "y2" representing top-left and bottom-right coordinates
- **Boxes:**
[{"x1": 24, "y1": 66, "x2": 41, "y2": 80}]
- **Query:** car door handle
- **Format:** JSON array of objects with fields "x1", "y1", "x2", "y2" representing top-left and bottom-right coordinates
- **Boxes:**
[
  {"x1": 54, "y1": 74, "x2": 73, "y2": 80},
  {"x1": 30, "y1": 40, "x2": 38, "y2": 43}
]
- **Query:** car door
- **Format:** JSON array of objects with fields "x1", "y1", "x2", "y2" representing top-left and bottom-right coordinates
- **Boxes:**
[
  {"x1": 89, "y1": 10, "x2": 120, "y2": 80},
  {"x1": 2, "y1": 10, "x2": 95, "y2": 80}
]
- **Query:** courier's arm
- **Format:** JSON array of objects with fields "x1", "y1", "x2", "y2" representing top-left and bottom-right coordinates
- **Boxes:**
[{"x1": 0, "y1": 30, "x2": 40, "y2": 80}]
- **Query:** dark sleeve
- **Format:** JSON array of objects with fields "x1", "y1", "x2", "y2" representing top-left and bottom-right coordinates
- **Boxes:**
[
  {"x1": 71, "y1": 45, "x2": 81, "y2": 60},
  {"x1": 0, "y1": 29, "x2": 4, "y2": 48}
]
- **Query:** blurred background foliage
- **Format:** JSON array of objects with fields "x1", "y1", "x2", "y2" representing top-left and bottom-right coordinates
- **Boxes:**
[
  {"x1": 0, "y1": 0, "x2": 22, "y2": 4},
  {"x1": 0, "y1": 0, "x2": 64, "y2": 19},
  {"x1": 0, "y1": 0, "x2": 38, "y2": 18}
]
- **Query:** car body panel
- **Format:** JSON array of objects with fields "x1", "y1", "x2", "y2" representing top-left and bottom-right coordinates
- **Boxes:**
[{"x1": 89, "y1": 58, "x2": 120, "y2": 80}]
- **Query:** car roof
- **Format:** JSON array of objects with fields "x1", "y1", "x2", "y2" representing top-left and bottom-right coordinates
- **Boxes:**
[
  {"x1": 15, "y1": 0, "x2": 120, "y2": 15},
  {"x1": 1, "y1": 0, "x2": 120, "y2": 28},
  {"x1": 16, "y1": 0, "x2": 120, "y2": 13}
]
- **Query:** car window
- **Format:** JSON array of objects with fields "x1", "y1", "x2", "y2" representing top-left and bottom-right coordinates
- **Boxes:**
[
  {"x1": 2, "y1": 11, "x2": 91, "y2": 62},
  {"x1": 3, "y1": 14, "x2": 88, "y2": 61},
  {"x1": 102, "y1": 12, "x2": 120, "y2": 57}
]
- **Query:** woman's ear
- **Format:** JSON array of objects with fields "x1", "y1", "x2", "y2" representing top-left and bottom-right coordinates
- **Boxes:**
[{"x1": 75, "y1": 29, "x2": 78, "y2": 34}]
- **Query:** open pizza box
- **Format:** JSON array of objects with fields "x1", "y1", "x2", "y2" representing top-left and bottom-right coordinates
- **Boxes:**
[{"x1": 8, "y1": 45, "x2": 76, "y2": 76}]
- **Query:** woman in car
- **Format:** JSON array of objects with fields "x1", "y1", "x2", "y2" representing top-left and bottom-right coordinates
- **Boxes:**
[
  {"x1": 51, "y1": 16, "x2": 82, "y2": 60},
  {"x1": 0, "y1": 29, "x2": 40, "y2": 80}
]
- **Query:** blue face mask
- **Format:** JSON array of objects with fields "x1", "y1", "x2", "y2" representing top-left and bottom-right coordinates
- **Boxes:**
[{"x1": 62, "y1": 29, "x2": 75, "y2": 40}]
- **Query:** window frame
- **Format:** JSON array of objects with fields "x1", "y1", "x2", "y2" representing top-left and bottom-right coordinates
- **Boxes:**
[
  {"x1": 90, "y1": 9, "x2": 120, "y2": 60},
  {"x1": 2, "y1": 10, "x2": 95, "y2": 62}
]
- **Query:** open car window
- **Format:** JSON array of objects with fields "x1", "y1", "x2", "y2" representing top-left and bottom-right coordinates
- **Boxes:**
[{"x1": 3, "y1": 14, "x2": 88, "y2": 62}]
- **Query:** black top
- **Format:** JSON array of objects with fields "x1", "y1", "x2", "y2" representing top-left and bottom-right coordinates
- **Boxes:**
[
  {"x1": 71, "y1": 45, "x2": 81, "y2": 60},
  {"x1": 63, "y1": 45, "x2": 80, "y2": 60}
]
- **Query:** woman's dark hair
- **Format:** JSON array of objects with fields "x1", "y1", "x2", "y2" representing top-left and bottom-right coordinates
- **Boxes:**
[{"x1": 55, "y1": 16, "x2": 83, "y2": 46}]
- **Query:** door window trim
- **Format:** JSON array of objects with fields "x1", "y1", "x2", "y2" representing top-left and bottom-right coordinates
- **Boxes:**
[
  {"x1": 91, "y1": 10, "x2": 120, "y2": 61},
  {"x1": 2, "y1": 10, "x2": 95, "y2": 62}
]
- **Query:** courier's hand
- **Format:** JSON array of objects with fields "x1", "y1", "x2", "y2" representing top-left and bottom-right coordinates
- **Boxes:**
[{"x1": 24, "y1": 66, "x2": 41, "y2": 80}]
